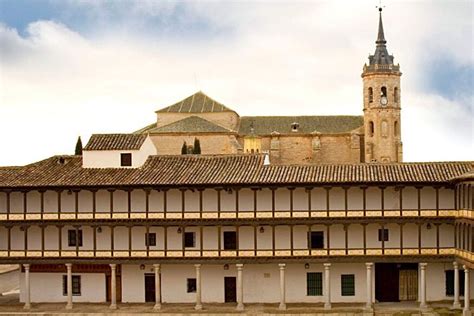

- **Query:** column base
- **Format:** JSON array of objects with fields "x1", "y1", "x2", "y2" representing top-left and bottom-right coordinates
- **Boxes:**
[
  {"x1": 419, "y1": 303, "x2": 431, "y2": 313},
  {"x1": 109, "y1": 304, "x2": 117, "y2": 310},
  {"x1": 463, "y1": 309, "x2": 472, "y2": 316},
  {"x1": 279, "y1": 303, "x2": 286, "y2": 310},
  {"x1": 236, "y1": 303, "x2": 244, "y2": 311},
  {"x1": 363, "y1": 306, "x2": 374, "y2": 312},
  {"x1": 23, "y1": 303, "x2": 31, "y2": 310},
  {"x1": 195, "y1": 304, "x2": 202, "y2": 310},
  {"x1": 65, "y1": 303, "x2": 73, "y2": 310},
  {"x1": 324, "y1": 302, "x2": 331, "y2": 310},
  {"x1": 153, "y1": 303, "x2": 162, "y2": 310},
  {"x1": 452, "y1": 302, "x2": 462, "y2": 309}
]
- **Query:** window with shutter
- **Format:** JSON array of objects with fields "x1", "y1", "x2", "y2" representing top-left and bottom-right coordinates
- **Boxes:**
[{"x1": 306, "y1": 272, "x2": 323, "y2": 296}]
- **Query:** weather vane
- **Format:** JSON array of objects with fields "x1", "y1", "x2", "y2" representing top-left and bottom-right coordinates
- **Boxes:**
[{"x1": 376, "y1": 0, "x2": 385, "y2": 12}]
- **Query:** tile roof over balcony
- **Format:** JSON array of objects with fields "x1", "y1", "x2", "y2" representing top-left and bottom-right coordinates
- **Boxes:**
[
  {"x1": 84, "y1": 134, "x2": 147, "y2": 151},
  {"x1": 0, "y1": 155, "x2": 471, "y2": 189},
  {"x1": 156, "y1": 91, "x2": 236, "y2": 113},
  {"x1": 239, "y1": 116, "x2": 364, "y2": 135},
  {"x1": 149, "y1": 116, "x2": 233, "y2": 134}
]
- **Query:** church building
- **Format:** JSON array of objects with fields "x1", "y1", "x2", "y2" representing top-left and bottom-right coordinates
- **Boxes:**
[{"x1": 0, "y1": 8, "x2": 472, "y2": 314}]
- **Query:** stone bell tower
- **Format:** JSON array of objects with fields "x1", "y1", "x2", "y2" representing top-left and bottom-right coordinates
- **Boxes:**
[{"x1": 362, "y1": 8, "x2": 402, "y2": 163}]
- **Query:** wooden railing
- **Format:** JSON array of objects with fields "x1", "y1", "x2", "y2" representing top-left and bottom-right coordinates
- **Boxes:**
[
  {"x1": 0, "y1": 247, "x2": 460, "y2": 259},
  {"x1": 0, "y1": 209, "x2": 461, "y2": 221}
]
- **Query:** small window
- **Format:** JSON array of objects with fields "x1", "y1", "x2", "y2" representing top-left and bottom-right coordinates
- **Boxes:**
[
  {"x1": 308, "y1": 231, "x2": 324, "y2": 249},
  {"x1": 223, "y1": 231, "x2": 237, "y2": 250},
  {"x1": 368, "y1": 121, "x2": 374, "y2": 137},
  {"x1": 184, "y1": 232, "x2": 195, "y2": 248},
  {"x1": 445, "y1": 270, "x2": 465, "y2": 296},
  {"x1": 381, "y1": 86, "x2": 387, "y2": 97},
  {"x1": 368, "y1": 87, "x2": 373, "y2": 103},
  {"x1": 341, "y1": 274, "x2": 355, "y2": 296},
  {"x1": 68, "y1": 230, "x2": 83, "y2": 247},
  {"x1": 63, "y1": 275, "x2": 81, "y2": 296},
  {"x1": 306, "y1": 272, "x2": 323, "y2": 296},
  {"x1": 381, "y1": 120, "x2": 388, "y2": 137},
  {"x1": 145, "y1": 233, "x2": 156, "y2": 247},
  {"x1": 378, "y1": 228, "x2": 389, "y2": 242},
  {"x1": 187, "y1": 278, "x2": 197, "y2": 293},
  {"x1": 394, "y1": 87, "x2": 399, "y2": 103},
  {"x1": 121, "y1": 153, "x2": 132, "y2": 167}
]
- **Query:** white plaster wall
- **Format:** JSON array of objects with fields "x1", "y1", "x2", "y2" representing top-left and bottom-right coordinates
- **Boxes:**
[
  {"x1": 83, "y1": 135, "x2": 156, "y2": 168},
  {"x1": 20, "y1": 273, "x2": 106, "y2": 303}
]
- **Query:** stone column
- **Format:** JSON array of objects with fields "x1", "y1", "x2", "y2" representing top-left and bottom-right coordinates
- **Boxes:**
[
  {"x1": 23, "y1": 264, "x2": 31, "y2": 309},
  {"x1": 278, "y1": 263, "x2": 286, "y2": 310},
  {"x1": 236, "y1": 264, "x2": 244, "y2": 311},
  {"x1": 464, "y1": 265, "x2": 471, "y2": 316},
  {"x1": 110, "y1": 264, "x2": 117, "y2": 309},
  {"x1": 419, "y1": 263, "x2": 428, "y2": 310},
  {"x1": 324, "y1": 263, "x2": 331, "y2": 309},
  {"x1": 365, "y1": 263, "x2": 373, "y2": 310},
  {"x1": 66, "y1": 263, "x2": 73, "y2": 309},
  {"x1": 453, "y1": 262, "x2": 461, "y2": 309},
  {"x1": 195, "y1": 264, "x2": 202, "y2": 310},
  {"x1": 153, "y1": 264, "x2": 161, "y2": 310}
]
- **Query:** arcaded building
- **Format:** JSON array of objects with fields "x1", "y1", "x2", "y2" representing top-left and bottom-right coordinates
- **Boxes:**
[{"x1": 0, "y1": 9, "x2": 472, "y2": 314}]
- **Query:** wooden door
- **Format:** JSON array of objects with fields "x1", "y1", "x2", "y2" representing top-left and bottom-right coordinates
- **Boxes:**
[
  {"x1": 375, "y1": 263, "x2": 399, "y2": 302},
  {"x1": 144, "y1": 274, "x2": 155, "y2": 302},
  {"x1": 106, "y1": 275, "x2": 122, "y2": 302},
  {"x1": 399, "y1": 270, "x2": 418, "y2": 301},
  {"x1": 224, "y1": 277, "x2": 237, "y2": 302}
]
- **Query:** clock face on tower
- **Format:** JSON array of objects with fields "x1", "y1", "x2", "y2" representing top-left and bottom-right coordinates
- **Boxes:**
[{"x1": 380, "y1": 96, "x2": 388, "y2": 106}]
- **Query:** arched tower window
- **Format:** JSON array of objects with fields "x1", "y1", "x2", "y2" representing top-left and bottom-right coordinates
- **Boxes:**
[
  {"x1": 394, "y1": 121, "x2": 399, "y2": 136},
  {"x1": 368, "y1": 121, "x2": 374, "y2": 137},
  {"x1": 381, "y1": 86, "x2": 387, "y2": 97},
  {"x1": 381, "y1": 120, "x2": 388, "y2": 137},
  {"x1": 394, "y1": 87, "x2": 399, "y2": 103},
  {"x1": 368, "y1": 87, "x2": 373, "y2": 103}
]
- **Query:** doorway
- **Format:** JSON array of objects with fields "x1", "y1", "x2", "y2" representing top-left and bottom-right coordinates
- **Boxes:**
[
  {"x1": 144, "y1": 274, "x2": 155, "y2": 302},
  {"x1": 375, "y1": 263, "x2": 418, "y2": 302},
  {"x1": 105, "y1": 275, "x2": 122, "y2": 302},
  {"x1": 224, "y1": 277, "x2": 237, "y2": 302}
]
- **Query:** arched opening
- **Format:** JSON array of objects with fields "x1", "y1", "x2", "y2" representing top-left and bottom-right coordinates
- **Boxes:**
[
  {"x1": 368, "y1": 121, "x2": 374, "y2": 137},
  {"x1": 381, "y1": 120, "x2": 388, "y2": 137},
  {"x1": 394, "y1": 121, "x2": 399, "y2": 136},
  {"x1": 368, "y1": 87, "x2": 373, "y2": 103},
  {"x1": 394, "y1": 87, "x2": 399, "y2": 103},
  {"x1": 381, "y1": 86, "x2": 387, "y2": 97}
]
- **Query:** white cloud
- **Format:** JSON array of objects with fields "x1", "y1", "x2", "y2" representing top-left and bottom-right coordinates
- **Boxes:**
[{"x1": 0, "y1": 0, "x2": 472, "y2": 165}]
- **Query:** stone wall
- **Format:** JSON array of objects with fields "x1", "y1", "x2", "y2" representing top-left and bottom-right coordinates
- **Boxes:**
[{"x1": 150, "y1": 134, "x2": 241, "y2": 155}]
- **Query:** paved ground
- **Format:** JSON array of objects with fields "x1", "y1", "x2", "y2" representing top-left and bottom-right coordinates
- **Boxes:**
[{"x1": 0, "y1": 294, "x2": 467, "y2": 315}]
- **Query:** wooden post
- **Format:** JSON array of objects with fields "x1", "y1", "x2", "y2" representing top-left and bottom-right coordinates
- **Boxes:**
[
  {"x1": 92, "y1": 190, "x2": 97, "y2": 219},
  {"x1": 74, "y1": 225, "x2": 80, "y2": 256},
  {"x1": 128, "y1": 225, "x2": 132, "y2": 257},
  {"x1": 271, "y1": 188, "x2": 276, "y2": 218},
  {"x1": 380, "y1": 187, "x2": 385, "y2": 217},
  {"x1": 254, "y1": 225, "x2": 258, "y2": 256},
  {"x1": 93, "y1": 225, "x2": 97, "y2": 257},
  {"x1": 436, "y1": 224, "x2": 440, "y2": 254},
  {"x1": 399, "y1": 186, "x2": 404, "y2": 216},
  {"x1": 418, "y1": 223, "x2": 422, "y2": 254},
  {"x1": 253, "y1": 189, "x2": 257, "y2": 218},
  {"x1": 111, "y1": 225, "x2": 115, "y2": 256},
  {"x1": 326, "y1": 224, "x2": 331, "y2": 256},
  {"x1": 23, "y1": 191, "x2": 27, "y2": 217},
  {"x1": 199, "y1": 189, "x2": 203, "y2": 219},
  {"x1": 290, "y1": 225, "x2": 294, "y2": 256},
  {"x1": 217, "y1": 189, "x2": 221, "y2": 219},
  {"x1": 58, "y1": 225, "x2": 63, "y2": 255},
  {"x1": 200, "y1": 226, "x2": 204, "y2": 256},
  {"x1": 41, "y1": 225, "x2": 45, "y2": 256},
  {"x1": 163, "y1": 189, "x2": 168, "y2": 219},
  {"x1": 362, "y1": 187, "x2": 367, "y2": 217},
  {"x1": 380, "y1": 224, "x2": 385, "y2": 254},
  {"x1": 417, "y1": 187, "x2": 422, "y2": 216},
  {"x1": 272, "y1": 225, "x2": 276, "y2": 256},
  {"x1": 109, "y1": 189, "x2": 114, "y2": 218},
  {"x1": 164, "y1": 226, "x2": 168, "y2": 257},
  {"x1": 218, "y1": 226, "x2": 221, "y2": 256},
  {"x1": 400, "y1": 223, "x2": 404, "y2": 255},
  {"x1": 344, "y1": 224, "x2": 349, "y2": 255},
  {"x1": 289, "y1": 187, "x2": 294, "y2": 217},
  {"x1": 344, "y1": 187, "x2": 348, "y2": 217},
  {"x1": 6, "y1": 191, "x2": 10, "y2": 219},
  {"x1": 145, "y1": 225, "x2": 150, "y2": 257},
  {"x1": 7, "y1": 226, "x2": 11, "y2": 256},
  {"x1": 307, "y1": 188, "x2": 312, "y2": 218},
  {"x1": 127, "y1": 189, "x2": 132, "y2": 219},
  {"x1": 181, "y1": 189, "x2": 186, "y2": 219},
  {"x1": 325, "y1": 187, "x2": 330, "y2": 217},
  {"x1": 74, "y1": 190, "x2": 79, "y2": 219},
  {"x1": 235, "y1": 188, "x2": 240, "y2": 215},
  {"x1": 57, "y1": 190, "x2": 62, "y2": 217},
  {"x1": 40, "y1": 190, "x2": 45, "y2": 220},
  {"x1": 144, "y1": 189, "x2": 150, "y2": 219},
  {"x1": 24, "y1": 225, "x2": 28, "y2": 253},
  {"x1": 363, "y1": 224, "x2": 367, "y2": 255},
  {"x1": 236, "y1": 225, "x2": 240, "y2": 254},
  {"x1": 435, "y1": 187, "x2": 440, "y2": 217}
]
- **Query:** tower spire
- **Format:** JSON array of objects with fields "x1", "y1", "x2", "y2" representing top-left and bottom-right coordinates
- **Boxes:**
[{"x1": 376, "y1": 8, "x2": 386, "y2": 45}]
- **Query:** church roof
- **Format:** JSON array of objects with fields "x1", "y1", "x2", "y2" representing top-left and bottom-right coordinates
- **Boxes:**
[
  {"x1": 239, "y1": 116, "x2": 363, "y2": 135},
  {"x1": 0, "y1": 155, "x2": 471, "y2": 188},
  {"x1": 156, "y1": 91, "x2": 235, "y2": 113},
  {"x1": 149, "y1": 116, "x2": 233, "y2": 134},
  {"x1": 84, "y1": 134, "x2": 147, "y2": 151}
]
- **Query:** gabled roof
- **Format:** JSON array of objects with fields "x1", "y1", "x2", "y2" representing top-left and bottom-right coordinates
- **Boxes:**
[
  {"x1": 149, "y1": 116, "x2": 233, "y2": 134},
  {"x1": 84, "y1": 134, "x2": 147, "y2": 151},
  {"x1": 156, "y1": 91, "x2": 235, "y2": 113},
  {"x1": 0, "y1": 155, "x2": 471, "y2": 188},
  {"x1": 239, "y1": 116, "x2": 364, "y2": 135}
]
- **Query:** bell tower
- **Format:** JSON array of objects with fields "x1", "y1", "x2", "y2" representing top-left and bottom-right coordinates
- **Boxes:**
[{"x1": 362, "y1": 8, "x2": 402, "y2": 163}]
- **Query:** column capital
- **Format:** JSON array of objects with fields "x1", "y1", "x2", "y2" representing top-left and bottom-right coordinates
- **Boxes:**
[
  {"x1": 153, "y1": 263, "x2": 161, "y2": 269},
  {"x1": 65, "y1": 263, "x2": 72, "y2": 269},
  {"x1": 463, "y1": 265, "x2": 469, "y2": 272},
  {"x1": 419, "y1": 262, "x2": 427, "y2": 269},
  {"x1": 194, "y1": 264, "x2": 202, "y2": 269},
  {"x1": 109, "y1": 263, "x2": 117, "y2": 269},
  {"x1": 453, "y1": 261, "x2": 459, "y2": 268},
  {"x1": 236, "y1": 263, "x2": 244, "y2": 270},
  {"x1": 279, "y1": 263, "x2": 286, "y2": 269},
  {"x1": 324, "y1": 263, "x2": 331, "y2": 268},
  {"x1": 365, "y1": 262, "x2": 373, "y2": 268},
  {"x1": 23, "y1": 264, "x2": 30, "y2": 269}
]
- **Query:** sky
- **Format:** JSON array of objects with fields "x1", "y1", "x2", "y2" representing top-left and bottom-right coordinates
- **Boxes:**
[{"x1": 0, "y1": 0, "x2": 472, "y2": 166}]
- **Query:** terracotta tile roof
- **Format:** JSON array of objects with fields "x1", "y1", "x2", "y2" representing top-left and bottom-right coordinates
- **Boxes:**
[
  {"x1": 84, "y1": 134, "x2": 147, "y2": 151},
  {"x1": 156, "y1": 91, "x2": 235, "y2": 113},
  {"x1": 0, "y1": 155, "x2": 471, "y2": 189},
  {"x1": 239, "y1": 116, "x2": 364, "y2": 135},
  {"x1": 149, "y1": 116, "x2": 233, "y2": 134}
]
